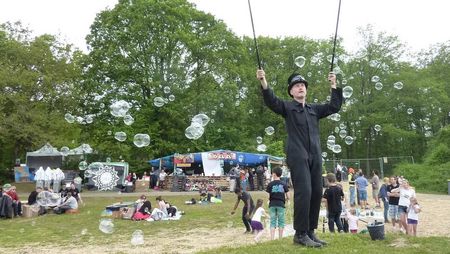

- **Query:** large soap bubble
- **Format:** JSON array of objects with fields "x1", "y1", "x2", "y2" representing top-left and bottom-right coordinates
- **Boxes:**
[
  {"x1": 99, "y1": 218, "x2": 114, "y2": 234},
  {"x1": 133, "y1": 134, "x2": 150, "y2": 147},
  {"x1": 393, "y1": 81, "x2": 403, "y2": 90},
  {"x1": 131, "y1": 230, "x2": 144, "y2": 246},
  {"x1": 344, "y1": 136, "x2": 354, "y2": 145},
  {"x1": 332, "y1": 144, "x2": 342, "y2": 153},
  {"x1": 256, "y1": 136, "x2": 263, "y2": 144},
  {"x1": 78, "y1": 161, "x2": 88, "y2": 171},
  {"x1": 374, "y1": 124, "x2": 382, "y2": 132},
  {"x1": 371, "y1": 76, "x2": 380, "y2": 83},
  {"x1": 342, "y1": 86, "x2": 353, "y2": 99},
  {"x1": 256, "y1": 144, "x2": 267, "y2": 152},
  {"x1": 110, "y1": 100, "x2": 131, "y2": 117},
  {"x1": 114, "y1": 132, "x2": 127, "y2": 142},
  {"x1": 294, "y1": 56, "x2": 306, "y2": 68},
  {"x1": 153, "y1": 97, "x2": 165, "y2": 107},
  {"x1": 265, "y1": 126, "x2": 275, "y2": 136},
  {"x1": 123, "y1": 115, "x2": 134, "y2": 126},
  {"x1": 192, "y1": 114, "x2": 210, "y2": 127},
  {"x1": 60, "y1": 146, "x2": 70, "y2": 156},
  {"x1": 375, "y1": 82, "x2": 383, "y2": 90},
  {"x1": 65, "y1": 113, "x2": 75, "y2": 123}
]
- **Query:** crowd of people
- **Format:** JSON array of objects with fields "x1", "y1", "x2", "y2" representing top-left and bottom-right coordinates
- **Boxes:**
[
  {"x1": 0, "y1": 182, "x2": 83, "y2": 219},
  {"x1": 322, "y1": 168, "x2": 421, "y2": 237}
]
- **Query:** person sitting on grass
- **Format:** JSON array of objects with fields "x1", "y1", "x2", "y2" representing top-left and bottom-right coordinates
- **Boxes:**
[
  {"x1": 53, "y1": 192, "x2": 78, "y2": 214},
  {"x1": 132, "y1": 195, "x2": 152, "y2": 220},
  {"x1": 230, "y1": 187, "x2": 255, "y2": 234},
  {"x1": 6, "y1": 185, "x2": 22, "y2": 217}
]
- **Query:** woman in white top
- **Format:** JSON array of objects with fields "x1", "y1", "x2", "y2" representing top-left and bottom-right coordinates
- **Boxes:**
[
  {"x1": 392, "y1": 179, "x2": 415, "y2": 234},
  {"x1": 407, "y1": 197, "x2": 421, "y2": 236},
  {"x1": 251, "y1": 199, "x2": 269, "y2": 242}
]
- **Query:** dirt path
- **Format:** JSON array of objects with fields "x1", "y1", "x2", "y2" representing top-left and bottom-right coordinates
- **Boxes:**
[{"x1": 11, "y1": 188, "x2": 450, "y2": 253}]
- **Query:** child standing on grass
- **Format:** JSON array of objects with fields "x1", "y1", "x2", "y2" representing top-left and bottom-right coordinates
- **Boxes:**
[
  {"x1": 407, "y1": 197, "x2": 421, "y2": 236},
  {"x1": 251, "y1": 199, "x2": 269, "y2": 242},
  {"x1": 322, "y1": 173, "x2": 345, "y2": 233},
  {"x1": 346, "y1": 207, "x2": 359, "y2": 234},
  {"x1": 266, "y1": 166, "x2": 290, "y2": 240}
]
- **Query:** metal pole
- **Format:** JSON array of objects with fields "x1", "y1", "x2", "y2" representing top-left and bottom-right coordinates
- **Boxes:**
[
  {"x1": 248, "y1": 0, "x2": 262, "y2": 69},
  {"x1": 330, "y1": 0, "x2": 342, "y2": 72}
]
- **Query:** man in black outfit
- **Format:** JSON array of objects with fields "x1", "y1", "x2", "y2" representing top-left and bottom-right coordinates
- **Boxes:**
[
  {"x1": 257, "y1": 69, "x2": 342, "y2": 247},
  {"x1": 230, "y1": 187, "x2": 255, "y2": 233}
]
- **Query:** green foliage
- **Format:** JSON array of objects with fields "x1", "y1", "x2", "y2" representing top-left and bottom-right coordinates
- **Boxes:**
[
  {"x1": 1, "y1": 1, "x2": 450, "y2": 183},
  {"x1": 394, "y1": 162, "x2": 450, "y2": 193}
]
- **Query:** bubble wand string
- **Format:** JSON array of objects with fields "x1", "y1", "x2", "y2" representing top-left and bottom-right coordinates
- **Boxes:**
[
  {"x1": 330, "y1": 0, "x2": 342, "y2": 72},
  {"x1": 247, "y1": 0, "x2": 262, "y2": 70}
]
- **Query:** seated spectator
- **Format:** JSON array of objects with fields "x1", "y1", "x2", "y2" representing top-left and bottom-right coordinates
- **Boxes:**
[
  {"x1": 132, "y1": 195, "x2": 152, "y2": 221},
  {"x1": 6, "y1": 185, "x2": 22, "y2": 216},
  {"x1": 215, "y1": 187, "x2": 222, "y2": 200},
  {"x1": 1, "y1": 184, "x2": 14, "y2": 218},
  {"x1": 151, "y1": 196, "x2": 168, "y2": 220},
  {"x1": 53, "y1": 192, "x2": 78, "y2": 214},
  {"x1": 62, "y1": 183, "x2": 83, "y2": 204},
  {"x1": 28, "y1": 187, "x2": 43, "y2": 205}
]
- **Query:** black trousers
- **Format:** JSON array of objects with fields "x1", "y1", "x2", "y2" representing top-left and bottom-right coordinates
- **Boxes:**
[
  {"x1": 256, "y1": 176, "x2": 264, "y2": 191},
  {"x1": 242, "y1": 206, "x2": 253, "y2": 232},
  {"x1": 288, "y1": 155, "x2": 322, "y2": 233}
]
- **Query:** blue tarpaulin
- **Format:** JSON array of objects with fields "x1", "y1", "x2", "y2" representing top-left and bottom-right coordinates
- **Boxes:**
[{"x1": 149, "y1": 150, "x2": 283, "y2": 169}]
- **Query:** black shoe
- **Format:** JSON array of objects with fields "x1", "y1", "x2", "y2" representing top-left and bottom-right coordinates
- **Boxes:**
[
  {"x1": 293, "y1": 233, "x2": 322, "y2": 247},
  {"x1": 308, "y1": 231, "x2": 328, "y2": 245}
]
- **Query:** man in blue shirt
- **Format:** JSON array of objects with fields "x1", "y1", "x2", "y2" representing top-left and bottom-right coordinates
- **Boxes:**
[{"x1": 355, "y1": 172, "x2": 369, "y2": 209}]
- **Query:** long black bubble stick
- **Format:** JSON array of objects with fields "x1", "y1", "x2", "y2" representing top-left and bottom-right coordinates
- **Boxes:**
[
  {"x1": 330, "y1": 0, "x2": 342, "y2": 72},
  {"x1": 248, "y1": 0, "x2": 262, "y2": 69}
]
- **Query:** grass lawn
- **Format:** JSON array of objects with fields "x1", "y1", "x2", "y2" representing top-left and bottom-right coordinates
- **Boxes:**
[{"x1": 1, "y1": 184, "x2": 449, "y2": 253}]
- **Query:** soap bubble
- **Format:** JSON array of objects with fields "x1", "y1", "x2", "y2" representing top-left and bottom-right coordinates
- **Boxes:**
[
  {"x1": 375, "y1": 82, "x2": 383, "y2": 90},
  {"x1": 257, "y1": 144, "x2": 267, "y2": 152},
  {"x1": 65, "y1": 113, "x2": 75, "y2": 123},
  {"x1": 294, "y1": 56, "x2": 306, "y2": 68},
  {"x1": 163, "y1": 86, "x2": 171, "y2": 94},
  {"x1": 78, "y1": 161, "x2": 88, "y2": 171},
  {"x1": 393, "y1": 81, "x2": 403, "y2": 90},
  {"x1": 60, "y1": 146, "x2": 70, "y2": 156},
  {"x1": 130, "y1": 230, "x2": 144, "y2": 246},
  {"x1": 192, "y1": 114, "x2": 210, "y2": 127},
  {"x1": 168, "y1": 94, "x2": 175, "y2": 101},
  {"x1": 344, "y1": 136, "x2": 354, "y2": 145},
  {"x1": 322, "y1": 152, "x2": 327, "y2": 158},
  {"x1": 99, "y1": 218, "x2": 114, "y2": 234},
  {"x1": 256, "y1": 136, "x2": 263, "y2": 144},
  {"x1": 133, "y1": 134, "x2": 151, "y2": 147},
  {"x1": 374, "y1": 124, "x2": 382, "y2": 132},
  {"x1": 85, "y1": 115, "x2": 94, "y2": 124},
  {"x1": 123, "y1": 115, "x2": 134, "y2": 125},
  {"x1": 153, "y1": 97, "x2": 165, "y2": 107},
  {"x1": 332, "y1": 144, "x2": 342, "y2": 153},
  {"x1": 339, "y1": 129, "x2": 347, "y2": 139},
  {"x1": 265, "y1": 126, "x2": 275, "y2": 136},
  {"x1": 371, "y1": 76, "x2": 380, "y2": 83},
  {"x1": 342, "y1": 86, "x2": 353, "y2": 99},
  {"x1": 407, "y1": 108, "x2": 413, "y2": 115},
  {"x1": 110, "y1": 100, "x2": 131, "y2": 117},
  {"x1": 114, "y1": 132, "x2": 127, "y2": 142}
]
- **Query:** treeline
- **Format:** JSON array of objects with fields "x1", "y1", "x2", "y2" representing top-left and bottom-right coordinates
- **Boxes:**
[{"x1": 1, "y1": 0, "x2": 449, "y2": 181}]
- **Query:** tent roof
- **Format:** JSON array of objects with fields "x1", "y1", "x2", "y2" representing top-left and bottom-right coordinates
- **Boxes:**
[
  {"x1": 68, "y1": 144, "x2": 94, "y2": 155},
  {"x1": 149, "y1": 149, "x2": 284, "y2": 169},
  {"x1": 26, "y1": 143, "x2": 62, "y2": 157}
]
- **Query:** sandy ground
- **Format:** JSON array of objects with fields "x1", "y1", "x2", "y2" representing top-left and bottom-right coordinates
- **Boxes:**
[{"x1": 7, "y1": 187, "x2": 450, "y2": 254}]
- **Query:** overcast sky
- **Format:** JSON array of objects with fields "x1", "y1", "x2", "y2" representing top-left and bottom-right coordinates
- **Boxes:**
[{"x1": 1, "y1": 0, "x2": 449, "y2": 53}]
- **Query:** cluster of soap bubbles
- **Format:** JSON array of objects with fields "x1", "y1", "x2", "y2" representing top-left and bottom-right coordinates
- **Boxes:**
[
  {"x1": 329, "y1": 113, "x2": 341, "y2": 122},
  {"x1": 110, "y1": 100, "x2": 132, "y2": 118},
  {"x1": 326, "y1": 135, "x2": 342, "y2": 154},
  {"x1": 64, "y1": 113, "x2": 94, "y2": 125},
  {"x1": 185, "y1": 113, "x2": 210, "y2": 140},
  {"x1": 255, "y1": 126, "x2": 275, "y2": 152}
]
